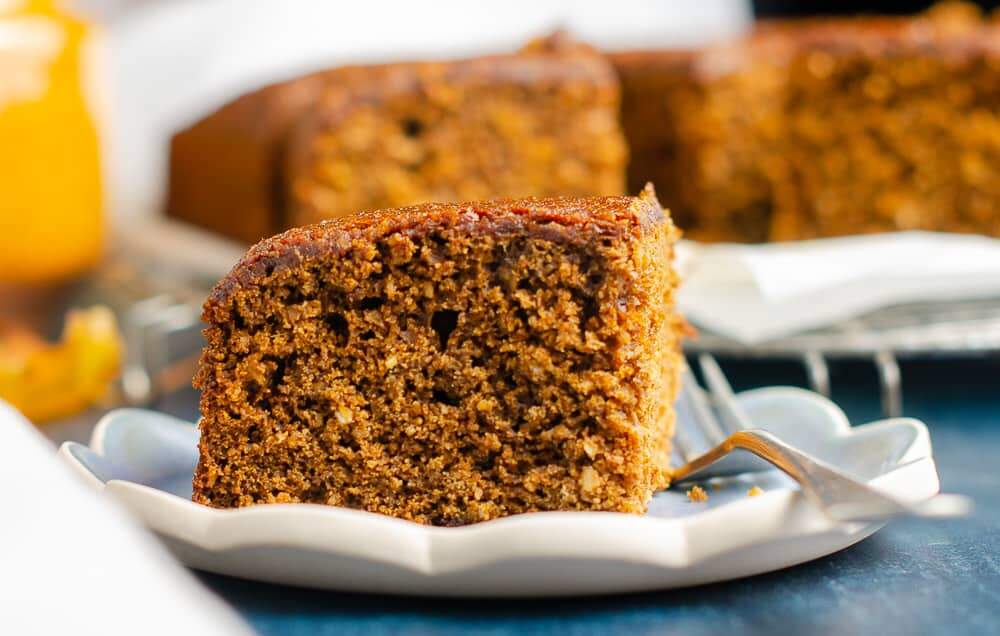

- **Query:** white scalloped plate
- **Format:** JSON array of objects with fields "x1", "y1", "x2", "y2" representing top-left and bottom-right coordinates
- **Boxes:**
[{"x1": 58, "y1": 388, "x2": 940, "y2": 597}]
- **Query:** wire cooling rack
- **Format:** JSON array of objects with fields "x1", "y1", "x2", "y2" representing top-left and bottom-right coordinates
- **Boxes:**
[
  {"x1": 76, "y1": 259, "x2": 204, "y2": 408},
  {"x1": 69, "y1": 220, "x2": 247, "y2": 407},
  {"x1": 685, "y1": 297, "x2": 1000, "y2": 417}
]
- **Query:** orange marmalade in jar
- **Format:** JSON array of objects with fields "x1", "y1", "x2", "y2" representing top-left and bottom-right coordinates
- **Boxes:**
[{"x1": 0, "y1": 0, "x2": 103, "y2": 285}]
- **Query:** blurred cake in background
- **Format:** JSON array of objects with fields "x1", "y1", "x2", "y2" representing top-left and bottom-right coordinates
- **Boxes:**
[
  {"x1": 165, "y1": 2, "x2": 1000, "y2": 245},
  {"x1": 286, "y1": 35, "x2": 625, "y2": 228},
  {"x1": 167, "y1": 34, "x2": 626, "y2": 244},
  {"x1": 619, "y1": 1, "x2": 1000, "y2": 242},
  {"x1": 165, "y1": 71, "x2": 327, "y2": 244},
  {"x1": 611, "y1": 49, "x2": 701, "y2": 234}
]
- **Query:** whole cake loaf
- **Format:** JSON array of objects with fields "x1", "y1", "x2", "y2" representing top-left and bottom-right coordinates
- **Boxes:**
[
  {"x1": 193, "y1": 189, "x2": 683, "y2": 525},
  {"x1": 615, "y1": 3, "x2": 1000, "y2": 242},
  {"x1": 167, "y1": 36, "x2": 626, "y2": 244}
]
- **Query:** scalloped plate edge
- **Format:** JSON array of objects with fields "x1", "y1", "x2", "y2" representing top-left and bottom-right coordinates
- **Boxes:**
[{"x1": 57, "y1": 390, "x2": 940, "y2": 596}]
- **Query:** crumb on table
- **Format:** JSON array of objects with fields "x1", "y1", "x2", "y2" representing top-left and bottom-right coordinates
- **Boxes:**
[{"x1": 747, "y1": 486, "x2": 764, "y2": 497}]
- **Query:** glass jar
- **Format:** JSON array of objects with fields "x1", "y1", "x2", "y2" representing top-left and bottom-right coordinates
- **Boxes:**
[{"x1": 0, "y1": 0, "x2": 103, "y2": 286}]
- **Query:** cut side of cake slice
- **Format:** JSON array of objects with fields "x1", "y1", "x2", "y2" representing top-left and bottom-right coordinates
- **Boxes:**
[{"x1": 193, "y1": 188, "x2": 682, "y2": 525}]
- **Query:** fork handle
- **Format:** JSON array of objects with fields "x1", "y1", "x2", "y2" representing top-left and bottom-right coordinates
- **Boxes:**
[
  {"x1": 826, "y1": 493, "x2": 973, "y2": 523},
  {"x1": 682, "y1": 430, "x2": 973, "y2": 524}
]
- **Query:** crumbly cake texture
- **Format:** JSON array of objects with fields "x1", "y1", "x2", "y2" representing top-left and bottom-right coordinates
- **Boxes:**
[
  {"x1": 617, "y1": 3, "x2": 1000, "y2": 242},
  {"x1": 193, "y1": 189, "x2": 683, "y2": 525},
  {"x1": 166, "y1": 35, "x2": 625, "y2": 244},
  {"x1": 286, "y1": 38, "x2": 625, "y2": 227}
]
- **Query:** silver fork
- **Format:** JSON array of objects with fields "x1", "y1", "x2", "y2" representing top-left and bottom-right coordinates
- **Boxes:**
[{"x1": 672, "y1": 354, "x2": 972, "y2": 523}]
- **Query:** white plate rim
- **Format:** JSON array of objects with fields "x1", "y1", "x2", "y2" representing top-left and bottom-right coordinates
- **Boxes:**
[{"x1": 57, "y1": 387, "x2": 941, "y2": 596}]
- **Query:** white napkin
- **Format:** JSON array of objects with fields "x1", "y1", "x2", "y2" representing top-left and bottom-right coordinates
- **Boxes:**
[
  {"x1": 677, "y1": 232, "x2": 1000, "y2": 344},
  {"x1": 0, "y1": 402, "x2": 250, "y2": 636}
]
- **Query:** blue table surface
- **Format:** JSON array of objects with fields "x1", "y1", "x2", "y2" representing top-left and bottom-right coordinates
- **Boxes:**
[{"x1": 156, "y1": 358, "x2": 1000, "y2": 636}]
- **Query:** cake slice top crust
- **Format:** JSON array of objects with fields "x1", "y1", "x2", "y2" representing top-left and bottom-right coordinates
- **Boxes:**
[{"x1": 204, "y1": 187, "x2": 669, "y2": 322}]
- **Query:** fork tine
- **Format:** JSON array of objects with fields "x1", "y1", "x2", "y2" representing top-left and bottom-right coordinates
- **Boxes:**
[
  {"x1": 680, "y1": 365, "x2": 729, "y2": 446},
  {"x1": 698, "y1": 354, "x2": 753, "y2": 434},
  {"x1": 670, "y1": 444, "x2": 685, "y2": 469},
  {"x1": 671, "y1": 418, "x2": 697, "y2": 465}
]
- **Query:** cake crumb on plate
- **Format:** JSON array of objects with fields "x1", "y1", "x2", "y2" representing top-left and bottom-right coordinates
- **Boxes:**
[{"x1": 686, "y1": 485, "x2": 709, "y2": 503}]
